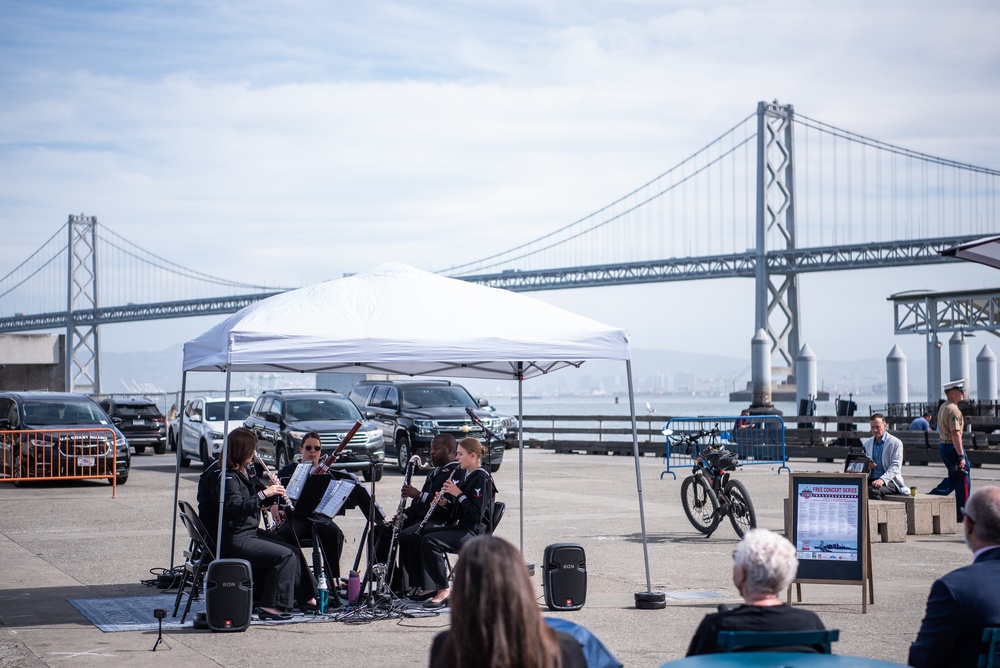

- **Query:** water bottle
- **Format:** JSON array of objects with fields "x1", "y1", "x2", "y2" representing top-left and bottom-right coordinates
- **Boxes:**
[
  {"x1": 316, "y1": 574, "x2": 328, "y2": 614},
  {"x1": 347, "y1": 570, "x2": 360, "y2": 603}
]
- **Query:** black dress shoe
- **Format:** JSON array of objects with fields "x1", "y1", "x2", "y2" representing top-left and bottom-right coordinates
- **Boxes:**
[
  {"x1": 423, "y1": 596, "x2": 450, "y2": 609},
  {"x1": 258, "y1": 609, "x2": 293, "y2": 621}
]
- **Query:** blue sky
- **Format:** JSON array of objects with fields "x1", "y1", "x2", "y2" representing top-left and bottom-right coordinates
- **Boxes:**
[{"x1": 1, "y1": 0, "x2": 999, "y2": 381}]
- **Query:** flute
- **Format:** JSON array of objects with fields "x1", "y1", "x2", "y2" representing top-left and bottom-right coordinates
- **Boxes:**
[
  {"x1": 254, "y1": 452, "x2": 295, "y2": 511},
  {"x1": 415, "y1": 467, "x2": 457, "y2": 536}
]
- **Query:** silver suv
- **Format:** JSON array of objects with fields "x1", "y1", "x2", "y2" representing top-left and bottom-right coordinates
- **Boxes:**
[{"x1": 170, "y1": 396, "x2": 256, "y2": 467}]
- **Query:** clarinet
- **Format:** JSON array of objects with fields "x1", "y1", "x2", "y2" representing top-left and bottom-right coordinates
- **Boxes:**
[
  {"x1": 379, "y1": 455, "x2": 426, "y2": 591},
  {"x1": 415, "y1": 467, "x2": 458, "y2": 536},
  {"x1": 254, "y1": 452, "x2": 295, "y2": 512}
]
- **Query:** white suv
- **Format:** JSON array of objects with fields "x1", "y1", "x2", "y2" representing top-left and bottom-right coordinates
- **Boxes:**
[{"x1": 170, "y1": 396, "x2": 256, "y2": 467}]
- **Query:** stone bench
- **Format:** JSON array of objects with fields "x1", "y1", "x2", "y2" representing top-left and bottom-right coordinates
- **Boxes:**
[
  {"x1": 880, "y1": 494, "x2": 958, "y2": 535},
  {"x1": 784, "y1": 497, "x2": 907, "y2": 543}
]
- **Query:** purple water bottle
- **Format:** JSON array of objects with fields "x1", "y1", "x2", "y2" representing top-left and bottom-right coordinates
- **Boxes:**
[{"x1": 347, "y1": 570, "x2": 360, "y2": 603}]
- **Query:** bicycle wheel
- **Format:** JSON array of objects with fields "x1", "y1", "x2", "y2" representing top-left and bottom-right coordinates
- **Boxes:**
[
  {"x1": 725, "y1": 478, "x2": 757, "y2": 538},
  {"x1": 681, "y1": 475, "x2": 720, "y2": 534}
]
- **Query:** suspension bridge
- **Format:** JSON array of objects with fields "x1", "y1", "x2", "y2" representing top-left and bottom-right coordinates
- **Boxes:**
[{"x1": 1, "y1": 101, "x2": 996, "y2": 395}]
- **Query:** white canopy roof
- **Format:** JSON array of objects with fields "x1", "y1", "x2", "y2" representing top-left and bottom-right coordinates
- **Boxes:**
[{"x1": 182, "y1": 262, "x2": 631, "y2": 377}]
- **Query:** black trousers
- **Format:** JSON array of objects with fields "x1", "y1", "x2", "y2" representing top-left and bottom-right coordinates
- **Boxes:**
[
  {"x1": 418, "y1": 527, "x2": 477, "y2": 591},
  {"x1": 223, "y1": 530, "x2": 301, "y2": 610},
  {"x1": 278, "y1": 515, "x2": 344, "y2": 582}
]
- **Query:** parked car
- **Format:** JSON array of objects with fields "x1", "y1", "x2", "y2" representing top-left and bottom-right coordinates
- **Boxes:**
[
  {"x1": 170, "y1": 396, "x2": 256, "y2": 468},
  {"x1": 243, "y1": 389, "x2": 385, "y2": 481},
  {"x1": 97, "y1": 398, "x2": 167, "y2": 455},
  {"x1": 348, "y1": 380, "x2": 505, "y2": 472},
  {"x1": 0, "y1": 391, "x2": 131, "y2": 485}
]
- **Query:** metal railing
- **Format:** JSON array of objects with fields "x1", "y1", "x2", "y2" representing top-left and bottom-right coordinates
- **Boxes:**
[
  {"x1": 0, "y1": 427, "x2": 120, "y2": 496},
  {"x1": 660, "y1": 415, "x2": 789, "y2": 479}
]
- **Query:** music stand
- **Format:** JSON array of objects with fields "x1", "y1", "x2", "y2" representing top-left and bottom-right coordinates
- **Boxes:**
[{"x1": 285, "y1": 474, "x2": 348, "y2": 609}]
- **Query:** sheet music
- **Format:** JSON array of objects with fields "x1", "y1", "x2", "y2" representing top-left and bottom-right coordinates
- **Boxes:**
[
  {"x1": 285, "y1": 463, "x2": 312, "y2": 502},
  {"x1": 315, "y1": 479, "x2": 356, "y2": 518}
]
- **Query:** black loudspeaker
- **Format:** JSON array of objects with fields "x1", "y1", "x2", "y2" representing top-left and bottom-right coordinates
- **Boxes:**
[
  {"x1": 543, "y1": 543, "x2": 586, "y2": 611},
  {"x1": 205, "y1": 559, "x2": 253, "y2": 632}
]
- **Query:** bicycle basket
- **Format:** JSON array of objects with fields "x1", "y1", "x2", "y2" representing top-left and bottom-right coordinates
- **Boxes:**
[{"x1": 704, "y1": 448, "x2": 739, "y2": 471}]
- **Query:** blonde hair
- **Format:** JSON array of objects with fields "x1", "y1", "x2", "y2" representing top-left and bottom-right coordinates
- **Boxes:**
[{"x1": 458, "y1": 437, "x2": 486, "y2": 459}]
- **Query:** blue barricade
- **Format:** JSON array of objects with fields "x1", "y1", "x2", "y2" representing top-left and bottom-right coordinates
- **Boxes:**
[{"x1": 659, "y1": 415, "x2": 789, "y2": 479}]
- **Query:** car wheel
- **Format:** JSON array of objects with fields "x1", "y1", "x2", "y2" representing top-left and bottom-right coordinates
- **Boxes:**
[
  {"x1": 168, "y1": 429, "x2": 177, "y2": 452},
  {"x1": 114, "y1": 474, "x2": 128, "y2": 485},
  {"x1": 489, "y1": 462, "x2": 502, "y2": 473},
  {"x1": 363, "y1": 464, "x2": 383, "y2": 482},
  {"x1": 275, "y1": 445, "x2": 288, "y2": 472},
  {"x1": 199, "y1": 439, "x2": 210, "y2": 467},
  {"x1": 154, "y1": 441, "x2": 166, "y2": 455},
  {"x1": 180, "y1": 455, "x2": 191, "y2": 468},
  {"x1": 12, "y1": 451, "x2": 26, "y2": 487},
  {"x1": 134, "y1": 445, "x2": 146, "y2": 454},
  {"x1": 396, "y1": 434, "x2": 411, "y2": 470}
]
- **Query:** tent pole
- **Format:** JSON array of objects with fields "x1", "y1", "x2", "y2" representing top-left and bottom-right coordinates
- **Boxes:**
[
  {"x1": 627, "y1": 359, "x2": 666, "y2": 609},
  {"x1": 168, "y1": 372, "x2": 189, "y2": 570},
  {"x1": 215, "y1": 369, "x2": 233, "y2": 554},
  {"x1": 518, "y1": 366, "x2": 524, "y2": 556}
]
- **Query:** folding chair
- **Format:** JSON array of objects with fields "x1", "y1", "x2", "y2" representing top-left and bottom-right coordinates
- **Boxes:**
[
  {"x1": 173, "y1": 501, "x2": 216, "y2": 623},
  {"x1": 717, "y1": 629, "x2": 840, "y2": 654}
]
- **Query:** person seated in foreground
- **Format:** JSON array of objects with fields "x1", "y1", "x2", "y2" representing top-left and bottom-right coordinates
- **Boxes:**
[
  {"x1": 908, "y1": 485, "x2": 1000, "y2": 668},
  {"x1": 428, "y1": 535, "x2": 587, "y2": 668},
  {"x1": 863, "y1": 413, "x2": 910, "y2": 499},
  {"x1": 686, "y1": 529, "x2": 826, "y2": 656}
]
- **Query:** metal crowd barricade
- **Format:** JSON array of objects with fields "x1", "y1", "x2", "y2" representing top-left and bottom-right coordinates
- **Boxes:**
[
  {"x1": 660, "y1": 415, "x2": 789, "y2": 479},
  {"x1": 0, "y1": 428, "x2": 119, "y2": 496}
]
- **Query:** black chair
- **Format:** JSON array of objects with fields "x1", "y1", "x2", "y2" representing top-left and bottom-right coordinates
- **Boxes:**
[
  {"x1": 444, "y1": 500, "x2": 507, "y2": 581},
  {"x1": 173, "y1": 501, "x2": 216, "y2": 623},
  {"x1": 981, "y1": 627, "x2": 1000, "y2": 668},
  {"x1": 717, "y1": 629, "x2": 840, "y2": 654}
]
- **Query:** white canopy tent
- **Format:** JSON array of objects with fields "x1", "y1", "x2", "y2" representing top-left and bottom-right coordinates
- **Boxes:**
[{"x1": 173, "y1": 262, "x2": 664, "y2": 608}]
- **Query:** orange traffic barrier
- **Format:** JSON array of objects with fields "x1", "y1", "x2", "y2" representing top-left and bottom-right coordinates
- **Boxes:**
[{"x1": 1, "y1": 427, "x2": 119, "y2": 496}]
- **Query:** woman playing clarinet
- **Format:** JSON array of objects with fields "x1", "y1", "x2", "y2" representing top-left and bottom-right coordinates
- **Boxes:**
[
  {"x1": 417, "y1": 437, "x2": 496, "y2": 609},
  {"x1": 220, "y1": 427, "x2": 314, "y2": 620}
]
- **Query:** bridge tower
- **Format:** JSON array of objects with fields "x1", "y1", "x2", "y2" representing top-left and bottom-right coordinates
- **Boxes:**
[
  {"x1": 754, "y1": 101, "x2": 800, "y2": 387},
  {"x1": 66, "y1": 214, "x2": 101, "y2": 393}
]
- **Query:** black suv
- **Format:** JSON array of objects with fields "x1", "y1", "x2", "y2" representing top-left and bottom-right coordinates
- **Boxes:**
[
  {"x1": 243, "y1": 389, "x2": 386, "y2": 481},
  {"x1": 97, "y1": 398, "x2": 167, "y2": 455},
  {"x1": 349, "y1": 380, "x2": 505, "y2": 472},
  {"x1": 0, "y1": 391, "x2": 131, "y2": 485}
]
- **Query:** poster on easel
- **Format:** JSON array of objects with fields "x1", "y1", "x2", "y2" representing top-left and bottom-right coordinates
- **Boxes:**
[{"x1": 787, "y1": 472, "x2": 873, "y2": 612}]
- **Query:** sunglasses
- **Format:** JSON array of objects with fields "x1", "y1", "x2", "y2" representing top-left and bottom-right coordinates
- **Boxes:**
[{"x1": 303, "y1": 445, "x2": 322, "y2": 452}]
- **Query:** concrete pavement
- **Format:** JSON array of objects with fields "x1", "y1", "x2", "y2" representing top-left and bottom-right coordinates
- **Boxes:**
[{"x1": 1, "y1": 448, "x2": 994, "y2": 667}]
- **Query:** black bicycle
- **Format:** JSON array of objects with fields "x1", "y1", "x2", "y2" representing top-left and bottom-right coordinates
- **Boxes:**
[{"x1": 668, "y1": 427, "x2": 757, "y2": 538}]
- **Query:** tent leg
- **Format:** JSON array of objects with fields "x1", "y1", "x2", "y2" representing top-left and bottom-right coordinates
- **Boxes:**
[
  {"x1": 627, "y1": 359, "x2": 665, "y2": 610},
  {"x1": 215, "y1": 370, "x2": 233, "y2": 554},
  {"x1": 168, "y1": 373, "x2": 189, "y2": 571}
]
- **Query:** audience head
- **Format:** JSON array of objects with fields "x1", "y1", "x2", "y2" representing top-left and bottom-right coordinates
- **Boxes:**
[
  {"x1": 435, "y1": 535, "x2": 559, "y2": 668},
  {"x1": 732, "y1": 529, "x2": 799, "y2": 602},
  {"x1": 225, "y1": 427, "x2": 257, "y2": 470},
  {"x1": 964, "y1": 486, "x2": 1000, "y2": 550}
]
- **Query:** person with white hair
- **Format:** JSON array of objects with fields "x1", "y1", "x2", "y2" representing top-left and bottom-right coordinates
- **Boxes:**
[{"x1": 686, "y1": 529, "x2": 826, "y2": 656}]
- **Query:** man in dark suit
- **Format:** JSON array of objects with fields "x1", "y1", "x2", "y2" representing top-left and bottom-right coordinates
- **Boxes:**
[{"x1": 909, "y1": 485, "x2": 1000, "y2": 668}]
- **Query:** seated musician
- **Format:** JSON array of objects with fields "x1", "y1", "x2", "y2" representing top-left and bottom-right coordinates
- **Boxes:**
[
  {"x1": 398, "y1": 434, "x2": 460, "y2": 595},
  {"x1": 272, "y1": 432, "x2": 346, "y2": 586},
  {"x1": 219, "y1": 428, "x2": 316, "y2": 620},
  {"x1": 415, "y1": 437, "x2": 496, "y2": 609}
]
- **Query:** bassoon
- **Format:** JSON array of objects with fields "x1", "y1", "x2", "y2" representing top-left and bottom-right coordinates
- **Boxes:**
[{"x1": 310, "y1": 420, "x2": 364, "y2": 475}]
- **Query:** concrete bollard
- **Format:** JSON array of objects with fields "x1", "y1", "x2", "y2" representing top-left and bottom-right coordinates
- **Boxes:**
[
  {"x1": 796, "y1": 343, "x2": 817, "y2": 414},
  {"x1": 751, "y1": 328, "x2": 772, "y2": 409},
  {"x1": 950, "y1": 332, "x2": 970, "y2": 394},
  {"x1": 886, "y1": 345, "x2": 908, "y2": 404},
  {"x1": 978, "y1": 344, "x2": 998, "y2": 402}
]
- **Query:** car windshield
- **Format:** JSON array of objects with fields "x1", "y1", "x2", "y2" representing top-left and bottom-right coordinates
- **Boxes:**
[
  {"x1": 402, "y1": 387, "x2": 478, "y2": 409},
  {"x1": 23, "y1": 399, "x2": 111, "y2": 426},
  {"x1": 285, "y1": 398, "x2": 360, "y2": 422},
  {"x1": 205, "y1": 401, "x2": 254, "y2": 422},
  {"x1": 115, "y1": 403, "x2": 160, "y2": 417}
]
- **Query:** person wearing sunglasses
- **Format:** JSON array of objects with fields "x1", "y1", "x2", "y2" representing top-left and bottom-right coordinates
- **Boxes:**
[{"x1": 274, "y1": 431, "x2": 346, "y2": 591}]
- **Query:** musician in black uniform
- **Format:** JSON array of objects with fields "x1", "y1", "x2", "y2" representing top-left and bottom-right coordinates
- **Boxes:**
[
  {"x1": 220, "y1": 428, "x2": 315, "y2": 620},
  {"x1": 417, "y1": 437, "x2": 496, "y2": 609},
  {"x1": 273, "y1": 432, "x2": 345, "y2": 584},
  {"x1": 398, "y1": 434, "x2": 459, "y2": 594}
]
